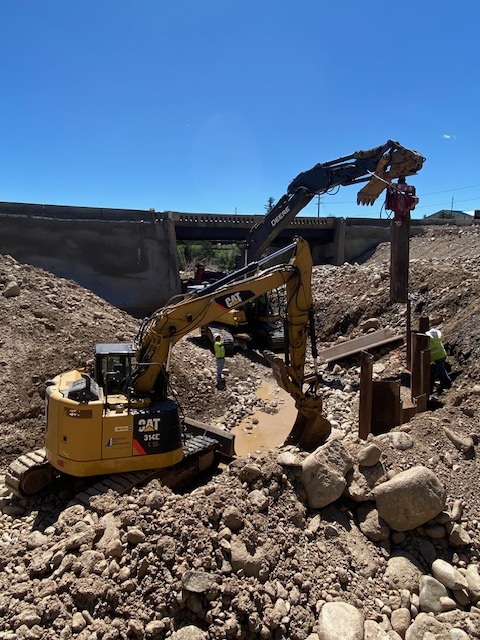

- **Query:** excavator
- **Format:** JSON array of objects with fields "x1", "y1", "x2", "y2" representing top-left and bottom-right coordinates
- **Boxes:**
[
  {"x1": 6, "y1": 237, "x2": 331, "y2": 499},
  {"x1": 202, "y1": 140, "x2": 425, "y2": 351},
  {"x1": 245, "y1": 139, "x2": 425, "y2": 262},
  {"x1": 6, "y1": 141, "x2": 424, "y2": 499}
]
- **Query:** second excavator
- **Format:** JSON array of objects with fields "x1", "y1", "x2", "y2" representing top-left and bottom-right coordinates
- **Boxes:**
[
  {"x1": 203, "y1": 140, "x2": 425, "y2": 352},
  {"x1": 245, "y1": 139, "x2": 425, "y2": 262}
]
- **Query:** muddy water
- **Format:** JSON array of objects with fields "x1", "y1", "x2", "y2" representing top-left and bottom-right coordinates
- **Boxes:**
[{"x1": 231, "y1": 380, "x2": 297, "y2": 456}]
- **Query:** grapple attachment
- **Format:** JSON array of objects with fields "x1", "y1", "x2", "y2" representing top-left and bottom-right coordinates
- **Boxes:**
[{"x1": 357, "y1": 144, "x2": 425, "y2": 206}]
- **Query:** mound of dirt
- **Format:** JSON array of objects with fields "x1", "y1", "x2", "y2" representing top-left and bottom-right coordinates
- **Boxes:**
[{"x1": 0, "y1": 224, "x2": 479, "y2": 640}]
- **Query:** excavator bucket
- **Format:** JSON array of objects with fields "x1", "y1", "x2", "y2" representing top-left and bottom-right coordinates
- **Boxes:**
[
  {"x1": 264, "y1": 351, "x2": 331, "y2": 452},
  {"x1": 284, "y1": 395, "x2": 332, "y2": 452}
]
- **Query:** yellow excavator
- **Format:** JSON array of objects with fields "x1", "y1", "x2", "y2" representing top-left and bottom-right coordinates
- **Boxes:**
[
  {"x1": 6, "y1": 141, "x2": 425, "y2": 499},
  {"x1": 6, "y1": 237, "x2": 331, "y2": 498}
]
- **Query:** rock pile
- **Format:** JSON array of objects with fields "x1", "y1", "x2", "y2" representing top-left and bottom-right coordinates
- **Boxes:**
[
  {"x1": 0, "y1": 224, "x2": 480, "y2": 639},
  {"x1": 0, "y1": 437, "x2": 479, "y2": 639}
]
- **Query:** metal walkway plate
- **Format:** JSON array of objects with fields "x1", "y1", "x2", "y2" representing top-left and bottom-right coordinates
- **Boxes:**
[{"x1": 318, "y1": 328, "x2": 403, "y2": 364}]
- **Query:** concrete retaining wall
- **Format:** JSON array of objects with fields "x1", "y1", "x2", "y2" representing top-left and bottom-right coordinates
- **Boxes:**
[
  {"x1": 0, "y1": 206, "x2": 180, "y2": 316},
  {"x1": 1, "y1": 202, "x2": 476, "y2": 315}
]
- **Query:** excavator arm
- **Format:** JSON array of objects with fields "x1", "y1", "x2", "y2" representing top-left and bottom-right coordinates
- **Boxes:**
[
  {"x1": 133, "y1": 238, "x2": 312, "y2": 394},
  {"x1": 132, "y1": 237, "x2": 331, "y2": 449},
  {"x1": 245, "y1": 140, "x2": 425, "y2": 261}
]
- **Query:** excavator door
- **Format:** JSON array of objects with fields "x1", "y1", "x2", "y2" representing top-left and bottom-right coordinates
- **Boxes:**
[{"x1": 94, "y1": 343, "x2": 136, "y2": 395}]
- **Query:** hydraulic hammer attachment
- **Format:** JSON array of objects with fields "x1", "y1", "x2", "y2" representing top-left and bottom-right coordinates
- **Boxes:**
[{"x1": 264, "y1": 351, "x2": 331, "y2": 452}]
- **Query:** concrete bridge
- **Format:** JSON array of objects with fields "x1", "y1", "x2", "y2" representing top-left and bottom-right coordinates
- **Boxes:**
[
  {"x1": 0, "y1": 201, "x2": 441, "y2": 315},
  {"x1": 171, "y1": 211, "x2": 336, "y2": 242}
]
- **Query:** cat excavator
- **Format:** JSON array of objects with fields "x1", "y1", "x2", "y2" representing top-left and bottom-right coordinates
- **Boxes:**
[
  {"x1": 203, "y1": 140, "x2": 425, "y2": 351},
  {"x1": 6, "y1": 141, "x2": 424, "y2": 499},
  {"x1": 6, "y1": 237, "x2": 331, "y2": 499}
]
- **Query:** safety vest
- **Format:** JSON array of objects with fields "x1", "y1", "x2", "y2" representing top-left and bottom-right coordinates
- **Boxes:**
[
  {"x1": 429, "y1": 337, "x2": 446, "y2": 362},
  {"x1": 214, "y1": 340, "x2": 225, "y2": 359}
]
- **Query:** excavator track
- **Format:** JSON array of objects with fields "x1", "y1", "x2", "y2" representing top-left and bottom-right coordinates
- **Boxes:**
[
  {"x1": 5, "y1": 449, "x2": 54, "y2": 498},
  {"x1": 73, "y1": 433, "x2": 220, "y2": 509},
  {"x1": 4, "y1": 434, "x2": 223, "y2": 506},
  {"x1": 257, "y1": 323, "x2": 285, "y2": 352}
]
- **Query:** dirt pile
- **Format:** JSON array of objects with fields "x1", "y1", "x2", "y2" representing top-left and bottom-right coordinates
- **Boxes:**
[{"x1": 0, "y1": 224, "x2": 479, "y2": 639}]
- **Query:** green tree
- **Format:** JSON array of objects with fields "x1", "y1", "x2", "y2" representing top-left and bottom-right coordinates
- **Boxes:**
[
  {"x1": 177, "y1": 241, "x2": 242, "y2": 272},
  {"x1": 265, "y1": 197, "x2": 275, "y2": 213}
]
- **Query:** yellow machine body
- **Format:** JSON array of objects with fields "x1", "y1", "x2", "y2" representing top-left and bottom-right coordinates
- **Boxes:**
[{"x1": 45, "y1": 369, "x2": 184, "y2": 477}]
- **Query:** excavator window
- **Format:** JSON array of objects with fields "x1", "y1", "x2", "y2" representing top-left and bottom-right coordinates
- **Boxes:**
[
  {"x1": 94, "y1": 343, "x2": 136, "y2": 395},
  {"x1": 246, "y1": 291, "x2": 282, "y2": 324}
]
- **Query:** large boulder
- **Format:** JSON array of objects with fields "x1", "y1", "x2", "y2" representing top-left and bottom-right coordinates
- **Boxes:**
[
  {"x1": 383, "y1": 552, "x2": 424, "y2": 593},
  {"x1": 317, "y1": 601, "x2": 364, "y2": 640},
  {"x1": 373, "y1": 466, "x2": 446, "y2": 531},
  {"x1": 301, "y1": 439, "x2": 354, "y2": 509}
]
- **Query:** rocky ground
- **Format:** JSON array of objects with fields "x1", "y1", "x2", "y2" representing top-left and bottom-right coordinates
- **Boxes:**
[{"x1": 0, "y1": 224, "x2": 479, "y2": 639}]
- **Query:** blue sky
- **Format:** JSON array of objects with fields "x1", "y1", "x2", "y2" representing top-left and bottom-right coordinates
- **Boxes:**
[{"x1": 1, "y1": 1, "x2": 479, "y2": 219}]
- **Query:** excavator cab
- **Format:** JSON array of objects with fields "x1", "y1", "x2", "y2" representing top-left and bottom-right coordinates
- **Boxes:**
[
  {"x1": 94, "y1": 343, "x2": 136, "y2": 395},
  {"x1": 245, "y1": 292, "x2": 284, "y2": 351}
]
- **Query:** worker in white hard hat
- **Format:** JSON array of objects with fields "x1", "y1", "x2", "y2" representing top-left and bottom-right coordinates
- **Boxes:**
[
  {"x1": 426, "y1": 328, "x2": 451, "y2": 393},
  {"x1": 213, "y1": 333, "x2": 226, "y2": 387}
]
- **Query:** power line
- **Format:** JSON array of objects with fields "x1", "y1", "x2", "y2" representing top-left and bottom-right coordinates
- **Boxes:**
[
  {"x1": 318, "y1": 183, "x2": 480, "y2": 206},
  {"x1": 415, "y1": 196, "x2": 480, "y2": 209},
  {"x1": 422, "y1": 183, "x2": 480, "y2": 196},
  {"x1": 312, "y1": 193, "x2": 480, "y2": 211}
]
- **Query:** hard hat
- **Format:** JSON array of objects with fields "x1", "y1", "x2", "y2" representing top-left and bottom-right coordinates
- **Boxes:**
[{"x1": 426, "y1": 329, "x2": 441, "y2": 339}]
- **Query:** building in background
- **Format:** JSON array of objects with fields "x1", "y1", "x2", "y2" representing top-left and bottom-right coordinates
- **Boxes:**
[{"x1": 425, "y1": 209, "x2": 474, "y2": 222}]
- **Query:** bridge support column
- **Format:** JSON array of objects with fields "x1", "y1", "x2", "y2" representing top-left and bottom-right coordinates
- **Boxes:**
[{"x1": 332, "y1": 217, "x2": 346, "y2": 265}]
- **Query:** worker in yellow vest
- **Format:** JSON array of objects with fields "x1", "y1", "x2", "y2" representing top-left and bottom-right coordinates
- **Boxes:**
[
  {"x1": 426, "y1": 328, "x2": 451, "y2": 393},
  {"x1": 213, "y1": 333, "x2": 226, "y2": 387}
]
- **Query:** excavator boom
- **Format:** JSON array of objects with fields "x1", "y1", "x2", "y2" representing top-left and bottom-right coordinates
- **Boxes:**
[
  {"x1": 245, "y1": 140, "x2": 425, "y2": 261},
  {"x1": 133, "y1": 238, "x2": 313, "y2": 393},
  {"x1": 132, "y1": 236, "x2": 331, "y2": 450}
]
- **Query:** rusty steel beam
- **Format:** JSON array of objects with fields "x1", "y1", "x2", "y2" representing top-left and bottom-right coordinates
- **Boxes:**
[
  {"x1": 318, "y1": 328, "x2": 403, "y2": 364},
  {"x1": 359, "y1": 352, "x2": 374, "y2": 440},
  {"x1": 411, "y1": 332, "x2": 430, "y2": 400},
  {"x1": 416, "y1": 348, "x2": 430, "y2": 412},
  {"x1": 372, "y1": 380, "x2": 402, "y2": 432},
  {"x1": 418, "y1": 316, "x2": 430, "y2": 333},
  {"x1": 406, "y1": 299, "x2": 412, "y2": 371},
  {"x1": 390, "y1": 218, "x2": 410, "y2": 303}
]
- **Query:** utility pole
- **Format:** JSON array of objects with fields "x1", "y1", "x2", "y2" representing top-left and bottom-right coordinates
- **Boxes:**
[{"x1": 317, "y1": 194, "x2": 320, "y2": 218}]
